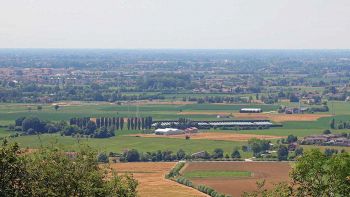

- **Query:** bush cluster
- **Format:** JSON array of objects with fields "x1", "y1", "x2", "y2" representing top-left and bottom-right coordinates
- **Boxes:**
[
  {"x1": 165, "y1": 162, "x2": 185, "y2": 178},
  {"x1": 197, "y1": 185, "x2": 231, "y2": 197},
  {"x1": 176, "y1": 177, "x2": 193, "y2": 187}
]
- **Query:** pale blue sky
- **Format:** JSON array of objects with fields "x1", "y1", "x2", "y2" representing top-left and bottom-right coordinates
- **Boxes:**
[{"x1": 1, "y1": 0, "x2": 349, "y2": 49}]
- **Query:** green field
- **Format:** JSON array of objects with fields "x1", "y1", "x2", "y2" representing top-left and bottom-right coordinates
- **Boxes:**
[
  {"x1": 178, "y1": 104, "x2": 278, "y2": 112},
  {"x1": 7, "y1": 134, "x2": 251, "y2": 156},
  {"x1": 0, "y1": 103, "x2": 228, "y2": 125},
  {"x1": 183, "y1": 170, "x2": 251, "y2": 179},
  {"x1": 0, "y1": 127, "x2": 11, "y2": 138},
  {"x1": 2, "y1": 101, "x2": 350, "y2": 155}
]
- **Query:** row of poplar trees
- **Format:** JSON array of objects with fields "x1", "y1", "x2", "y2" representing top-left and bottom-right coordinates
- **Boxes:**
[
  {"x1": 69, "y1": 116, "x2": 153, "y2": 130},
  {"x1": 126, "y1": 117, "x2": 153, "y2": 130}
]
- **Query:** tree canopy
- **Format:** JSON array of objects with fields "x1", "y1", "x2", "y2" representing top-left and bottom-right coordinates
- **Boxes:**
[
  {"x1": 244, "y1": 149, "x2": 350, "y2": 197},
  {"x1": 0, "y1": 140, "x2": 138, "y2": 196}
]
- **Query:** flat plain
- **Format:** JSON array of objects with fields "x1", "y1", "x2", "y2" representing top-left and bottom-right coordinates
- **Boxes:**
[
  {"x1": 182, "y1": 162, "x2": 291, "y2": 197},
  {"x1": 128, "y1": 132, "x2": 284, "y2": 142}
]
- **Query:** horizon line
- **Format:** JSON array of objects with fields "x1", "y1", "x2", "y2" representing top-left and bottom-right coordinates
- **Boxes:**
[{"x1": 0, "y1": 48, "x2": 350, "y2": 50}]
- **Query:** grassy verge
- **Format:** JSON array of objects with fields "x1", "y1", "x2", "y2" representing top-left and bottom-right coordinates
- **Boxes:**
[{"x1": 183, "y1": 170, "x2": 251, "y2": 179}]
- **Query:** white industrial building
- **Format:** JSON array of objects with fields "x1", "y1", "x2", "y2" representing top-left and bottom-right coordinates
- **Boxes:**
[
  {"x1": 155, "y1": 128, "x2": 185, "y2": 135},
  {"x1": 239, "y1": 108, "x2": 262, "y2": 113}
]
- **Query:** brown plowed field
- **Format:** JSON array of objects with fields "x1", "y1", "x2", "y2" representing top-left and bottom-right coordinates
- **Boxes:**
[
  {"x1": 183, "y1": 162, "x2": 291, "y2": 196},
  {"x1": 128, "y1": 132, "x2": 284, "y2": 141},
  {"x1": 178, "y1": 111, "x2": 332, "y2": 122},
  {"x1": 109, "y1": 162, "x2": 207, "y2": 197}
]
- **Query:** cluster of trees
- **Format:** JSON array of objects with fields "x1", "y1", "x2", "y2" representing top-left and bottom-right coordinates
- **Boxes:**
[
  {"x1": 119, "y1": 148, "x2": 242, "y2": 162},
  {"x1": 10, "y1": 115, "x2": 153, "y2": 138},
  {"x1": 324, "y1": 148, "x2": 342, "y2": 157},
  {"x1": 0, "y1": 140, "x2": 138, "y2": 196},
  {"x1": 260, "y1": 94, "x2": 279, "y2": 104},
  {"x1": 307, "y1": 105, "x2": 329, "y2": 113},
  {"x1": 277, "y1": 146, "x2": 289, "y2": 161},
  {"x1": 244, "y1": 149, "x2": 350, "y2": 197},
  {"x1": 247, "y1": 138, "x2": 271, "y2": 157},
  {"x1": 66, "y1": 116, "x2": 153, "y2": 137},
  {"x1": 280, "y1": 134, "x2": 298, "y2": 144},
  {"x1": 176, "y1": 177, "x2": 193, "y2": 187},
  {"x1": 10, "y1": 116, "x2": 119, "y2": 138},
  {"x1": 197, "y1": 185, "x2": 230, "y2": 197},
  {"x1": 126, "y1": 117, "x2": 153, "y2": 130},
  {"x1": 330, "y1": 118, "x2": 350, "y2": 130},
  {"x1": 70, "y1": 117, "x2": 125, "y2": 130},
  {"x1": 121, "y1": 149, "x2": 185, "y2": 162},
  {"x1": 62, "y1": 125, "x2": 115, "y2": 138},
  {"x1": 10, "y1": 116, "x2": 66, "y2": 135},
  {"x1": 247, "y1": 138, "x2": 305, "y2": 161},
  {"x1": 165, "y1": 162, "x2": 185, "y2": 178}
]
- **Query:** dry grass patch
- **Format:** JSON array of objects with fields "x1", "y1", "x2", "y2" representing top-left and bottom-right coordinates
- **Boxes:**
[{"x1": 109, "y1": 162, "x2": 207, "y2": 197}]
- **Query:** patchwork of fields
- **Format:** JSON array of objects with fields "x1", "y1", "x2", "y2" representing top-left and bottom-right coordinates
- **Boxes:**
[
  {"x1": 1, "y1": 101, "x2": 350, "y2": 196},
  {"x1": 2, "y1": 101, "x2": 350, "y2": 153},
  {"x1": 182, "y1": 162, "x2": 291, "y2": 196}
]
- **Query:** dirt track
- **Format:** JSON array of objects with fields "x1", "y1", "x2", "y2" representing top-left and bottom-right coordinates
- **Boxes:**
[
  {"x1": 128, "y1": 132, "x2": 284, "y2": 141},
  {"x1": 183, "y1": 162, "x2": 291, "y2": 196},
  {"x1": 109, "y1": 162, "x2": 207, "y2": 197}
]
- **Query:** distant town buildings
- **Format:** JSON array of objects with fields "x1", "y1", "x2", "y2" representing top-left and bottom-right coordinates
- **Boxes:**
[{"x1": 301, "y1": 134, "x2": 350, "y2": 147}]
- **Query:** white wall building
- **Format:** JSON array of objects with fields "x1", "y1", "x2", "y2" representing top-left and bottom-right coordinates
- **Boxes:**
[
  {"x1": 155, "y1": 128, "x2": 185, "y2": 135},
  {"x1": 239, "y1": 108, "x2": 262, "y2": 113}
]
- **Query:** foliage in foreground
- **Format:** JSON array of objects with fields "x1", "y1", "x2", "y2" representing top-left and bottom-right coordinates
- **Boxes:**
[
  {"x1": 0, "y1": 140, "x2": 138, "y2": 197},
  {"x1": 243, "y1": 149, "x2": 350, "y2": 197}
]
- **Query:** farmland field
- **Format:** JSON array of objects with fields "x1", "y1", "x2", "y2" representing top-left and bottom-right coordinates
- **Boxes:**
[
  {"x1": 108, "y1": 162, "x2": 207, "y2": 197},
  {"x1": 128, "y1": 132, "x2": 284, "y2": 142},
  {"x1": 182, "y1": 162, "x2": 291, "y2": 196},
  {"x1": 183, "y1": 170, "x2": 251, "y2": 179},
  {"x1": 3, "y1": 101, "x2": 350, "y2": 155},
  {"x1": 7, "y1": 134, "x2": 250, "y2": 156}
]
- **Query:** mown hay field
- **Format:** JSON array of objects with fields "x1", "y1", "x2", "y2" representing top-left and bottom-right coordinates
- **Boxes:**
[{"x1": 109, "y1": 162, "x2": 208, "y2": 197}]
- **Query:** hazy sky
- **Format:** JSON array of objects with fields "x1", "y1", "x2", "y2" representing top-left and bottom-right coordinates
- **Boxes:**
[{"x1": 1, "y1": 0, "x2": 350, "y2": 49}]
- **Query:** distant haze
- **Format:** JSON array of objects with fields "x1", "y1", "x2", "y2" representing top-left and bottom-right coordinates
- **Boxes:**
[{"x1": 1, "y1": 0, "x2": 350, "y2": 49}]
